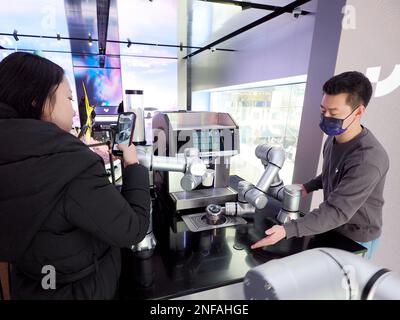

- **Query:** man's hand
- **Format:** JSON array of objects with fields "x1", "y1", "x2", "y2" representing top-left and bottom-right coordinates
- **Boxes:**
[{"x1": 251, "y1": 225, "x2": 287, "y2": 249}]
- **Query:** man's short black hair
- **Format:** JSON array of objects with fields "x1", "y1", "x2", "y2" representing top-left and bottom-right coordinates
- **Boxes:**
[{"x1": 323, "y1": 71, "x2": 373, "y2": 109}]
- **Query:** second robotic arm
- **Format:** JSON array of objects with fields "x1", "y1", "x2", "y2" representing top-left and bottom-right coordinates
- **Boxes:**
[
  {"x1": 242, "y1": 145, "x2": 286, "y2": 209},
  {"x1": 220, "y1": 144, "x2": 285, "y2": 217}
]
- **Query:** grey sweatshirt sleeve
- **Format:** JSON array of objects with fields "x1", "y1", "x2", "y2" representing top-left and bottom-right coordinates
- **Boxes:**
[
  {"x1": 303, "y1": 174, "x2": 323, "y2": 193},
  {"x1": 284, "y1": 163, "x2": 381, "y2": 239}
]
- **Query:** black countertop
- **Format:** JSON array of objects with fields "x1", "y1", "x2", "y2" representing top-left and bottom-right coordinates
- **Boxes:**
[{"x1": 119, "y1": 176, "x2": 367, "y2": 300}]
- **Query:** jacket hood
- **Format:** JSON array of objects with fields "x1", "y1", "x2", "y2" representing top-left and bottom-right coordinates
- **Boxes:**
[{"x1": 0, "y1": 102, "x2": 101, "y2": 261}]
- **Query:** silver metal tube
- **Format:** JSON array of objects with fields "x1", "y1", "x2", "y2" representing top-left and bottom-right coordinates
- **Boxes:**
[
  {"x1": 255, "y1": 145, "x2": 285, "y2": 168},
  {"x1": 131, "y1": 202, "x2": 157, "y2": 258},
  {"x1": 244, "y1": 187, "x2": 268, "y2": 209},
  {"x1": 237, "y1": 181, "x2": 254, "y2": 202},
  {"x1": 136, "y1": 146, "x2": 152, "y2": 169},
  {"x1": 266, "y1": 182, "x2": 285, "y2": 201},
  {"x1": 152, "y1": 156, "x2": 187, "y2": 172},
  {"x1": 225, "y1": 202, "x2": 256, "y2": 216},
  {"x1": 254, "y1": 164, "x2": 280, "y2": 194},
  {"x1": 180, "y1": 173, "x2": 202, "y2": 191},
  {"x1": 282, "y1": 184, "x2": 302, "y2": 212}
]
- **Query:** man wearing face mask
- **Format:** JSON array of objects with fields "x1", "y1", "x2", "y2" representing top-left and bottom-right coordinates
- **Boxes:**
[{"x1": 251, "y1": 71, "x2": 389, "y2": 259}]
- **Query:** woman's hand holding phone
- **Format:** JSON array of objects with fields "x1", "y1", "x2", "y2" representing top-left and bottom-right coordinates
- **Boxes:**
[{"x1": 117, "y1": 143, "x2": 139, "y2": 167}]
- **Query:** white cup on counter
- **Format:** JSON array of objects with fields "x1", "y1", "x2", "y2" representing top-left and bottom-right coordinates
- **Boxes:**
[{"x1": 202, "y1": 169, "x2": 215, "y2": 187}]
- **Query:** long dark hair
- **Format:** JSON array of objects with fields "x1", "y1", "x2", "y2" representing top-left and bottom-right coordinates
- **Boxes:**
[{"x1": 0, "y1": 52, "x2": 65, "y2": 119}]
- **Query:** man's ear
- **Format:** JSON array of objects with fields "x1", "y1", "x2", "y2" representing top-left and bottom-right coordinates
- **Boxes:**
[{"x1": 356, "y1": 105, "x2": 366, "y2": 118}]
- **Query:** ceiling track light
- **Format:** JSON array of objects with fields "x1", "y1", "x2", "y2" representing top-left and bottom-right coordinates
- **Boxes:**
[
  {"x1": 0, "y1": 31, "x2": 236, "y2": 53},
  {"x1": 13, "y1": 29, "x2": 19, "y2": 41}
]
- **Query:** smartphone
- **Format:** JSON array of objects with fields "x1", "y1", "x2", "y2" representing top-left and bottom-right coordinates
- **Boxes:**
[{"x1": 112, "y1": 112, "x2": 136, "y2": 156}]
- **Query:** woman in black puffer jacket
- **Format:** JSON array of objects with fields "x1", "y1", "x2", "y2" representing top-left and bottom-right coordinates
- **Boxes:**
[{"x1": 0, "y1": 52, "x2": 150, "y2": 299}]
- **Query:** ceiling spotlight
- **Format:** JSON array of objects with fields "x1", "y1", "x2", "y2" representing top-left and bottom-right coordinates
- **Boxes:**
[
  {"x1": 127, "y1": 38, "x2": 132, "y2": 48},
  {"x1": 56, "y1": 33, "x2": 61, "y2": 41},
  {"x1": 292, "y1": 7, "x2": 302, "y2": 18},
  {"x1": 88, "y1": 33, "x2": 93, "y2": 46},
  {"x1": 13, "y1": 30, "x2": 19, "y2": 41}
]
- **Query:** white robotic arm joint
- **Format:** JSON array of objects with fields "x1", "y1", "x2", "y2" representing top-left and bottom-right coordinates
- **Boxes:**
[
  {"x1": 224, "y1": 144, "x2": 286, "y2": 216},
  {"x1": 244, "y1": 248, "x2": 400, "y2": 300},
  {"x1": 136, "y1": 146, "x2": 207, "y2": 191}
]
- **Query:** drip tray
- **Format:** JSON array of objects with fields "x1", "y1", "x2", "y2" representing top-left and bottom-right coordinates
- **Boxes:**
[{"x1": 182, "y1": 213, "x2": 247, "y2": 232}]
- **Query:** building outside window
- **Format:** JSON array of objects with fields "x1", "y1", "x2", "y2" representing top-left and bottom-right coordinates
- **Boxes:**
[{"x1": 194, "y1": 80, "x2": 306, "y2": 185}]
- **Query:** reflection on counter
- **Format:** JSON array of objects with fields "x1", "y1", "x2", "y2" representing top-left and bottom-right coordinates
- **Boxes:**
[{"x1": 119, "y1": 177, "x2": 367, "y2": 300}]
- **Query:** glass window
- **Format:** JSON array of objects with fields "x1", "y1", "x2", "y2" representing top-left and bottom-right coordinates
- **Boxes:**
[
  {"x1": 193, "y1": 81, "x2": 306, "y2": 185},
  {"x1": 119, "y1": 56, "x2": 178, "y2": 111},
  {"x1": 117, "y1": 0, "x2": 178, "y2": 111}
]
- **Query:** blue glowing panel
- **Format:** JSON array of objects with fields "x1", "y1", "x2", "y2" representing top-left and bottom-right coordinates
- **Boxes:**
[
  {"x1": 72, "y1": 55, "x2": 100, "y2": 68},
  {"x1": 65, "y1": 0, "x2": 100, "y2": 57},
  {"x1": 74, "y1": 67, "x2": 123, "y2": 107}
]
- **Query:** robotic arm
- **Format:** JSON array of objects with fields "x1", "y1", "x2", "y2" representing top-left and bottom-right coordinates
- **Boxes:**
[
  {"x1": 219, "y1": 144, "x2": 303, "y2": 222},
  {"x1": 219, "y1": 144, "x2": 286, "y2": 217},
  {"x1": 244, "y1": 248, "x2": 400, "y2": 300},
  {"x1": 136, "y1": 146, "x2": 207, "y2": 191},
  {"x1": 131, "y1": 146, "x2": 207, "y2": 257},
  {"x1": 242, "y1": 144, "x2": 286, "y2": 208}
]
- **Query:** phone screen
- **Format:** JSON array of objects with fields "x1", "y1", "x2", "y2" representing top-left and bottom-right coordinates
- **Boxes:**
[{"x1": 112, "y1": 112, "x2": 136, "y2": 155}]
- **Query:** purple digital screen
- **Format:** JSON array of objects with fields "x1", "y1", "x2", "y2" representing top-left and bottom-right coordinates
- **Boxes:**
[{"x1": 74, "y1": 66, "x2": 123, "y2": 107}]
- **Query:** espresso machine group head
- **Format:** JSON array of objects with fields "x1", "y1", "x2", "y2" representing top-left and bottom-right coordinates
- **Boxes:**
[{"x1": 152, "y1": 111, "x2": 240, "y2": 212}]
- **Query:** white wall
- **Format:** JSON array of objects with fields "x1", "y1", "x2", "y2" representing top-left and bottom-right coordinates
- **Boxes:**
[
  {"x1": 190, "y1": 0, "x2": 318, "y2": 92},
  {"x1": 293, "y1": 0, "x2": 346, "y2": 211}
]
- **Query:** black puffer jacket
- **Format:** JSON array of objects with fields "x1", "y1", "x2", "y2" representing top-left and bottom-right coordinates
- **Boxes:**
[{"x1": 0, "y1": 102, "x2": 150, "y2": 299}]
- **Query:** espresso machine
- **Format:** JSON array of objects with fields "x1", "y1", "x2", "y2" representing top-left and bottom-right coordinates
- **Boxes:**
[{"x1": 152, "y1": 111, "x2": 240, "y2": 212}]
